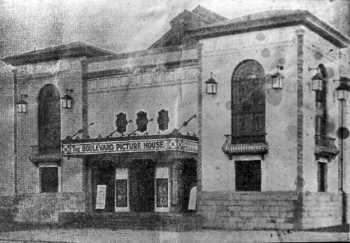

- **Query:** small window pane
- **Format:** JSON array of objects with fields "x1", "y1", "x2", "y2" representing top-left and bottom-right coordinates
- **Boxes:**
[
  {"x1": 40, "y1": 167, "x2": 58, "y2": 193},
  {"x1": 318, "y1": 162, "x2": 327, "y2": 192}
]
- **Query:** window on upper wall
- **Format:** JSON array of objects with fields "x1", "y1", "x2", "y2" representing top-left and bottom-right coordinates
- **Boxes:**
[
  {"x1": 40, "y1": 166, "x2": 59, "y2": 193},
  {"x1": 136, "y1": 111, "x2": 148, "y2": 132},
  {"x1": 318, "y1": 162, "x2": 327, "y2": 192},
  {"x1": 38, "y1": 84, "x2": 61, "y2": 154},
  {"x1": 157, "y1": 109, "x2": 169, "y2": 131},
  {"x1": 231, "y1": 60, "x2": 266, "y2": 144},
  {"x1": 235, "y1": 160, "x2": 261, "y2": 191}
]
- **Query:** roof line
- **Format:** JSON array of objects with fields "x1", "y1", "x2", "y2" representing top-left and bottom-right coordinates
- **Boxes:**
[
  {"x1": 187, "y1": 10, "x2": 350, "y2": 48},
  {"x1": 87, "y1": 43, "x2": 198, "y2": 63}
]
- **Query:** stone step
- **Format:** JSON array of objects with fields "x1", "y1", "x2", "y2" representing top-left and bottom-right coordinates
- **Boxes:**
[{"x1": 58, "y1": 212, "x2": 203, "y2": 231}]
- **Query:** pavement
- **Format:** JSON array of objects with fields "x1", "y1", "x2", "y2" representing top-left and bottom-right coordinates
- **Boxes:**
[{"x1": 0, "y1": 228, "x2": 349, "y2": 243}]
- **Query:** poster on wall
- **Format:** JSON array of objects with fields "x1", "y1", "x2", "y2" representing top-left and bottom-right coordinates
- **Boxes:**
[
  {"x1": 95, "y1": 184, "x2": 107, "y2": 210},
  {"x1": 115, "y1": 179, "x2": 128, "y2": 207},
  {"x1": 156, "y1": 178, "x2": 168, "y2": 207}
]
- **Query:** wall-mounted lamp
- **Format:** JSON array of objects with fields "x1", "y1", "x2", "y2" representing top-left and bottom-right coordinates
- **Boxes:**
[
  {"x1": 311, "y1": 72, "x2": 324, "y2": 92},
  {"x1": 205, "y1": 72, "x2": 218, "y2": 95},
  {"x1": 335, "y1": 76, "x2": 350, "y2": 101},
  {"x1": 61, "y1": 89, "x2": 73, "y2": 109},
  {"x1": 16, "y1": 94, "x2": 28, "y2": 113},
  {"x1": 271, "y1": 65, "x2": 284, "y2": 89},
  {"x1": 309, "y1": 64, "x2": 327, "y2": 92}
]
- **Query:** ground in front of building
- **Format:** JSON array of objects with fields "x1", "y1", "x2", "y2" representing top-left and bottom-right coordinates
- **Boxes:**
[{"x1": 0, "y1": 227, "x2": 349, "y2": 243}]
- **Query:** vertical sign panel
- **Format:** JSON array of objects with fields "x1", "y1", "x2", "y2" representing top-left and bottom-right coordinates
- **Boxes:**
[
  {"x1": 115, "y1": 168, "x2": 129, "y2": 212},
  {"x1": 95, "y1": 185, "x2": 107, "y2": 209},
  {"x1": 156, "y1": 178, "x2": 168, "y2": 207},
  {"x1": 116, "y1": 180, "x2": 128, "y2": 207},
  {"x1": 155, "y1": 167, "x2": 170, "y2": 212}
]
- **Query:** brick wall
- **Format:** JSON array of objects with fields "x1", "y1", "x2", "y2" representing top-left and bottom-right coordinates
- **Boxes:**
[
  {"x1": 302, "y1": 192, "x2": 342, "y2": 229},
  {"x1": 0, "y1": 196, "x2": 15, "y2": 223},
  {"x1": 198, "y1": 191, "x2": 297, "y2": 230},
  {"x1": 13, "y1": 192, "x2": 85, "y2": 223}
]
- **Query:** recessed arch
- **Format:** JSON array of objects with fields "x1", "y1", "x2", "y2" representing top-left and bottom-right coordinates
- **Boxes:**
[
  {"x1": 38, "y1": 84, "x2": 61, "y2": 153},
  {"x1": 231, "y1": 59, "x2": 266, "y2": 143}
]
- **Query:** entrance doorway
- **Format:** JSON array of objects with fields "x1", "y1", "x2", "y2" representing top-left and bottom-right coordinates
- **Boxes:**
[
  {"x1": 129, "y1": 160, "x2": 155, "y2": 212},
  {"x1": 93, "y1": 164, "x2": 115, "y2": 212},
  {"x1": 181, "y1": 161, "x2": 197, "y2": 211}
]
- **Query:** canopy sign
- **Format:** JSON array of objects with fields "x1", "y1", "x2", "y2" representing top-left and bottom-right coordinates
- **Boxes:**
[{"x1": 62, "y1": 137, "x2": 198, "y2": 156}]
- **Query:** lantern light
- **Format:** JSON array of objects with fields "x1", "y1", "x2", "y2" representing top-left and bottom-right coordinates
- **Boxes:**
[
  {"x1": 336, "y1": 76, "x2": 350, "y2": 101},
  {"x1": 311, "y1": 72, "x2": 324, "y2": 92},
  {"x1": 16, "y1": 94, "x2": 28, "y2": 113},
  {"x1": 205, "y1": 72, "x2": 218, "y2": 95},
  {"x1": 271, "y1": 71, "x2": 284, "y2": 89},
  {"x1": 61, "y1": 89, "x2": 73, "y2": 109}
]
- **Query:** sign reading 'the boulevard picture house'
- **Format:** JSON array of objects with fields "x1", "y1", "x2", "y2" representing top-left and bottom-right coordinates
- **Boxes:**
[{"x1": 62, "y1": 138, "x2": 198, "y2": 156}]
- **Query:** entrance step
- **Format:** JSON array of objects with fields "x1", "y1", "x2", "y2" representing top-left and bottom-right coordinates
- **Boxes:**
[{"x1": 58, "y1": 212, "x2": 203, "y2": 231}]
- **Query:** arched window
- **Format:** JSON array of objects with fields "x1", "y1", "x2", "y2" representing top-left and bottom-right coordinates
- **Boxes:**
[
  {"x1": 38, "y1": 84, "x2": 61, "y2": 154},
  {"x1": 231, "y1": 60, "x2": 265, "y2": 143}
]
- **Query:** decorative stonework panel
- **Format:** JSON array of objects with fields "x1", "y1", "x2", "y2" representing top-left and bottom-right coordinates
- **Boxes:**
[{"x1": 87, "y1": 67, "x2": 199, "y2": 92}]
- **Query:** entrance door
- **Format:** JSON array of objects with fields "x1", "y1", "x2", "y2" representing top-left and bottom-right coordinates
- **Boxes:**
[{"x1": 129, "y1": 160, "x2": 155, "y2": 212}]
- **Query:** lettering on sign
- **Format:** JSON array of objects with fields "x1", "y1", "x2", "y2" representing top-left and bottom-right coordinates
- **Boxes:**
[{"x1": 62, "y1": 138, "x2": 198, "y2": 156}]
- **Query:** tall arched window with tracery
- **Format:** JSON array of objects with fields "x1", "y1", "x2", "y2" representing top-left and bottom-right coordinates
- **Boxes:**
[
  {"x1": 38, "y1": 84, "x2": 61, "y2": 154},
  {"x1": 231, "y1": 60, "x2": 265, "y2": 143}
]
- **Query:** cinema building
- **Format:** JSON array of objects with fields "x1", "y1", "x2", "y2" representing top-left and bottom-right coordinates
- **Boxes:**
[{"x1": 1, "y1": 6, "x2": 350, "y2": 230}]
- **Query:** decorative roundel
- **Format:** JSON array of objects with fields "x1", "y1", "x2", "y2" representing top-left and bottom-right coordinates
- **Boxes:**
[
  {"x1": 62, "y1": 145, "x2": 70, "y2": 154},
  {"x1": 314, "y1": 51, "x2": 323, "y2": 60},
  {"x1": 337, "y1": 127, "x2": 350, "y2": 139},
  {"x1": 278, "y1": 57, "x2": 286, "y2": 65},
  {"x1": 256, "y1": 32, "x2": 266, "y2": 41},
  {"x1": 261, "y1": 48, "x2": 271, "y2": 58},
  {"x1": 338, "y1": 65, "x2": 345, "y2": 75},
  {"x1": 168, "y1": 139, "x2": 177, "y2": 149}
]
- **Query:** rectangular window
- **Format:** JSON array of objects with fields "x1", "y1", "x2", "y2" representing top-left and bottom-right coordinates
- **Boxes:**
[
  {"x1": 235, "y1": 161, "x2": 261, "y2": 191},
  {"x1": 318, "y1": 162, "x2": 327, "y2": 192},
  {"x1": 40, "y1": 167, "x2": 59, "y2": 193}
]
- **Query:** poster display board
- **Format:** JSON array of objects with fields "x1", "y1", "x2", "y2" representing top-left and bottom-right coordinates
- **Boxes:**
[{"x1": 95, "y1": 184, "x2": 107, "y2": 210}]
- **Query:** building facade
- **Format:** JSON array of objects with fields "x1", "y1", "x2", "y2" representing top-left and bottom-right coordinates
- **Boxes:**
[{"x1": 0, "y1": 6, "x2": 350, "y2": 230}]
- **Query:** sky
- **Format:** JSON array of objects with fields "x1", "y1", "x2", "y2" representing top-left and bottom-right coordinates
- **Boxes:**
[{"x1": 0, "y1": 0, "x2": 349, "y2": 57}]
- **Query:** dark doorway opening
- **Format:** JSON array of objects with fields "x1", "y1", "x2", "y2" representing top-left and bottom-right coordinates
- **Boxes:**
[
  {"x1": 93, "y1": 163, "x2": 115, "y2": 212},
  {"x1": 181, "y1": 161, "x2": 197, "y2": 211},
  {"x1": 129, "y1": 160, "x2": 155, "y2": 212}
]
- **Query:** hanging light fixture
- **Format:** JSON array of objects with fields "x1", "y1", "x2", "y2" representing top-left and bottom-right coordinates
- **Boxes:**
[
  {"x1": 311, "y1": 72, "x2": 324, "y2": 92},
  {"x1": 16, "y1": 94, "x2": 28, "y2": 113},
  {"x1": 336, "y1": 76, "x2": 350, "y2": 101},
  {"x1": 271, "y1": 65, "x2": 284, "y2": 89},
  {"x1": 61, "y1": 89, "x2": 73, "y2": 109},
  {"x1": 205, "y1": 72, "x2": 218, "y2": 95}
]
